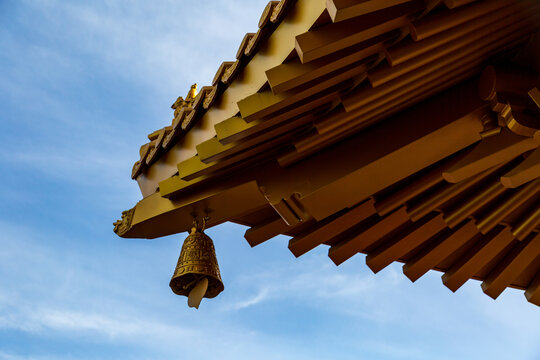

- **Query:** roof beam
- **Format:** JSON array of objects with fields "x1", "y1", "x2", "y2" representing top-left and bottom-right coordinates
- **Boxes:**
[
  {"x1": 215, "y1": 100, "x2": 323, "y2": 145},
  {"x1": 366, "y1": 212, "x2": 447, "y2": 273},
  {"x1": 512, "y1": 205, "x2": 540, "y2": 241},
  {"x1": 370, "y1": 10, "x2": 540, "y2": 87},
  {"x1": 288, "y1": 199, "x2": 376, "y2": 257},
  {"x1": 444, "y1": 0, "x2": 478, "y2": 9},
  {"x1": 386, "y1": 1, "x2": 533, "y2": 66},
  {"x1": 443, "y1": 181, "x2": 507, "y2": 228},
  {"x1": 525, "y1": 271, "x2": 540, "y2": 306},
  {"x1": 441, "y1": 226, "x2": 514, "y2": 291},
  {"x1": 476, "y1": 179, "x2": 540, "y2": 234},
  {"x1": 244, "y1": 216, "x2": 292, "y2": 247},
  {"x1": 288, "y1": 69, "x2": 485, "y2": 164},
  {"x1": 442, "y1": 129, "x2": 538, "y2": 183},
  {"x1": 117, "y1": 181, "x2": 268, "y2": 239},
  {"x1": 410, "y1": 0, "x2": 518, "y2": 41},
  {"x1": 328, "y1": 206, "x2": 410, "y2": 265},
  {"x1": 238, "y1": 61, "x2": 366, "y2": 122},
  {"x1": 272, "y1": 95, "x2": 485, "y2": 221},
  {"x1": 374, "y1": 157, "x2": 455, "y2": 216},
  {"x1": 326, "y1": 0, "x2": 414, "y2": 22},
  {"x1": 500, "y1": 147, "x2": 540, "y2": 188},
  {"x1": 404, "y1": 219, "x2": 479, "y2": 282},
  {"x1": 295, "y1": 1, "x2": 420, "y2": 63},
  {"x1": 482, "y1": 232, "x2": 540, "y2": 299},
  {"x1": 266, "y1": 33, "x2": 391, "y2": 94}
]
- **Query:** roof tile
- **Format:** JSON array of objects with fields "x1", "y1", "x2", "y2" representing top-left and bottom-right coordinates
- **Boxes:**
[{"x1": 259, "y1": 1, "x2": 280, "y2": 28}]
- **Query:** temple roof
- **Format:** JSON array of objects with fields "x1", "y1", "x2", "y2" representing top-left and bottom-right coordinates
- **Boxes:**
[{"x1": 116, "y1": 0, "x2": 540, "y2": 306}]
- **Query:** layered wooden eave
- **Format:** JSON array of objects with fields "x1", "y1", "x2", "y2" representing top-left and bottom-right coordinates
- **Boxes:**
[
  {"x1": 115, "y1": 0, "x2": 540, "y2": 306},
  {"x1": 132, "y1": 0, "x2": 328, "y2": 196}
]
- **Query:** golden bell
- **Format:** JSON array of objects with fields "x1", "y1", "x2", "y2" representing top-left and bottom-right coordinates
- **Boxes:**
[{"x1": 169, "y1": 220, "x2": 224, "y2": 308}]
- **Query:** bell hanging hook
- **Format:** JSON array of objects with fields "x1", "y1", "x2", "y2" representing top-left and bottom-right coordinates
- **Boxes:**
[{"x1": 189, "y1": 211, "x2": 210, "y2": 233}]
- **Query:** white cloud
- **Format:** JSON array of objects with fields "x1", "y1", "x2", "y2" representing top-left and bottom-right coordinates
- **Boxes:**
[
  {"x1": 222, "y1": 251, "x2": 403, "y2": 322},
  {"x1": 227, "y1": 287, "x2": 270, "y2": 311},
  {"x1": 0, "y1": 289, "x2": 315, "y2": 360},
  {"x1": 0, "y1": 351, "x2": 59, "y2": 360},
  {"x1": 0, "y1": 297, "x2": 194, "y2": 342}
]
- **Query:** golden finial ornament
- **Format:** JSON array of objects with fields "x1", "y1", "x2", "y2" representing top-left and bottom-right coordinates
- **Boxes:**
[
  {"x1": 169, "y1": 215, "x2": 224, "y2": 309},
  {"x1": 186, "y1": 83, "x2": 198, "y2": 102}
]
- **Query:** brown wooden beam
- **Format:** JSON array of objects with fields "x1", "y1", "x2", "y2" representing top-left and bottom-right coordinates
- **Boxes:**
[
  {"x1": 404, "y1": 219, "x2": 479, "y2": 282},
  {"x1": 443, "y1": 130, "x2": 538, "y2": 183},
  {"x1": 366, "y1": 212, "x2": 447, "y2": 273},
  {"x1": 482, "y1": 232, "x2": 540, "y2": 299},
  {"x1": 476, "y1": 179, "x2": 540, "y2": 234},
  {"x1": 410, "y1": 0, "x2": 517, "y2": 41},
  {"x1": 371, "y1": 11, "x2": 539, "y2": 87},
  {"x1": 295, "y1": 1, "x2": 420, "y2": 63},
  {"x1": 529, "y1": 87, "x2": 540, "y2": 109},
  {"x1": 284, "y1": 69, "x2": 483, "y2": 166},
  {"x1": 525, "y1": 271, "x2": 540, "y2": 306},
  {"x1": 374, "y1": 158, "x2": 451, "y2": 216},
  {"x1": 245, "y1": 216, "x2": 291, "y2": 247},
  {"x1": 238, "y1": 62, "x2": 364, "y2": 122},
  {"x1": 443, "y1": 0, "x2": 478, "y2": 9},
  {"x1": 120, "y1": 181, "x2": 268, "y2": 239},
  {"x1": 512, "y1": 204, "x2": 540, "y2": 241},
  {"x1": 266, "y1": 33, "x2": 390, "y2": 93},
  {"x1": 408, "y1": 163, "x2": 505, "y2": 222},
  {"x1": 442, "y1": 226, "x2": 514, "y2": 291},
  {"x1": 326, "y1": 0, "x2": 414, "y2": 22},
  {"x1": 328, "y1": 207, "x2": 410, "y2": 265},
  {"x1": 386, "y1": 1, "x2": 533, "y2": 65},
  {"x1": 215, "y1": 99, "x2": 324, "y2": 146},
  {"x1": 288, "y1": 199, "x2": 376, "y2": 257},
  {"x1": 500, "y1": 147, "x2": 540, "y2": 188},
  {"x1": 290, "y1": 104, "x2": 484, "y2": 223},
  {"x1": 443, "y1": 181, "x2": 507, "y2": 228}
]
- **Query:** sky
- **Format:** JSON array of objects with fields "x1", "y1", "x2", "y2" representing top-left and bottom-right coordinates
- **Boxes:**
[{"x1": 0, "y1": 0, "x2": 539, "y2": 359}]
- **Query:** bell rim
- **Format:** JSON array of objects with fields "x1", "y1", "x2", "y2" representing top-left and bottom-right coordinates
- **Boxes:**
[{"x1": 169, "y1": 274, "x2": 224, "y2": 298}]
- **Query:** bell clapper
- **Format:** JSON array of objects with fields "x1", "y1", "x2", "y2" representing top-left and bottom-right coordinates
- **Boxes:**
[{"x1": 188, "y1": 277, "x2": 209, "y2": 309}]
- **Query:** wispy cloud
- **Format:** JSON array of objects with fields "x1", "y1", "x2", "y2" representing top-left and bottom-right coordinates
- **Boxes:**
[
  {"x1": 0, "y1": 297, "x2": 195, "y2": 342},
  {"x1": 222, "y1": 251, "x2": 404, "y2": 322},
  {"x1": 0, "y1": 350, "x2": 61, "y2": 360},
  {"x1": 227, "y1": 287, "x2": 271, "y2": 311}
]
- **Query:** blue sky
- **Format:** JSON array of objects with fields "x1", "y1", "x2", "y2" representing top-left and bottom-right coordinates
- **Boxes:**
[{"x1": 1, "y1": 1, "x2": 539, "y2": 359}]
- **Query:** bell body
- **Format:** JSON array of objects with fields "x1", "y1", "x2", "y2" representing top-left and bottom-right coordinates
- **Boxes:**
[{"x1": 170, "y1": 229, "x2": 224, "y2": 299}]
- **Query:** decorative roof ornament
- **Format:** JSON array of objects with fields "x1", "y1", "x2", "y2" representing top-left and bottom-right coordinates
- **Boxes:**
[
  {"x1": 186, "y1": 83, "x2": 198, "y2": 102},
  {"x1": 171, "y1": 83, "x2": 198, "y2": 119},
  {"x1": 113, "y1": 208, "x2": 135, "y2": 237}
]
